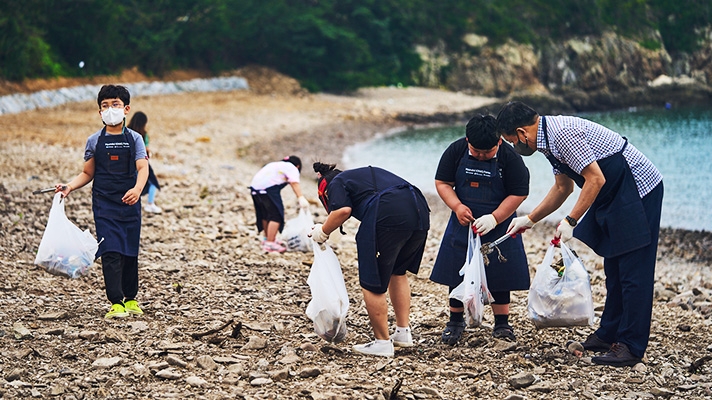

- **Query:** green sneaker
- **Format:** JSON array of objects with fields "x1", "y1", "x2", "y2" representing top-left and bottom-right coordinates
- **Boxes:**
[
  {"x1": 123, "y1": 300, "x2": 144, "y2": 315},
  {"x1": 105, "y1": 303, "x2": 129, "y2": 319}
]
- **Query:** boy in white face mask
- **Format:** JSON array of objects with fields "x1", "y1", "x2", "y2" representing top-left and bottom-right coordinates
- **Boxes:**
[{"x1": 55, "y1": 84, "x2": 149, "y2": 319}]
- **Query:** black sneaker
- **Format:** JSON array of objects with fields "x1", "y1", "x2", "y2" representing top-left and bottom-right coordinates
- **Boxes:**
[
  {"x1": 592, "y1": 342, "x2": 642, "y2": 367},
  {"x1": 580, "y1": 333, "x2": 612, "y2": 353},
  {"x1": 492, "y1": 324, "x2": 516, "y2": 341},
  {"x1": 441, "y1": 321, "x2": 466, "y2": 346}
]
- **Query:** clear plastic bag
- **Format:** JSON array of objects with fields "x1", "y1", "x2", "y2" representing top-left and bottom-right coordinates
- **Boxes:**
[
  {"x1": 305, "y1": 240, "x2": 349, "y2": 342},
  {"x1": 527, "y1": 241, "x2": 594, "y2": 329},
  {"x1": 34, "y1": 193, "x2": 99, "y2": 278},
  {"x1": 282, "y1": 209, "x2": 314, "y2": 252},
  {"x1": 449, "y1": 225, "x2": 494, "y2": 327}
]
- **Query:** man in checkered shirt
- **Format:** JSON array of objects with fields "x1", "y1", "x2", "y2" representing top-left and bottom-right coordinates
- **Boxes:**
[{"x1": 496, "y1": 101, "x2": 664, "y2": 368}]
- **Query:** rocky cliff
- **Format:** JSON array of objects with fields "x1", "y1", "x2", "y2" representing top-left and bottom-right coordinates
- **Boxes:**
[{"x1": 414, "y1": 31, "x2": 712, "y2": 113}]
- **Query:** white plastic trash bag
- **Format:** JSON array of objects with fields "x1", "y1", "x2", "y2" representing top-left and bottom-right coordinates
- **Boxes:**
[
  {"x1": 449, "y1": 224, "x2": 494, "y2": 327},
  {"x1": 282, "y1": 209, "x2": 313, "y2": 252},
  {"x1": 527, "y1": 240, "x2": 594, "y2": 329},
  {"x1": 305, "y1": 240, "x2": 349, "y2": 342},
  {"x1": 34, "y1": 193, "x2": 99, "y2": 278}
]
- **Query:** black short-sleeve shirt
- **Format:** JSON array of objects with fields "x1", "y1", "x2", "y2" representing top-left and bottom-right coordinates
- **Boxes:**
[
  {"x1": 326, "y1": 167, "x2": 430, "y2": 230},
  {"x1": 434, "y1": 137, "x2": 529, "y2": 196}
]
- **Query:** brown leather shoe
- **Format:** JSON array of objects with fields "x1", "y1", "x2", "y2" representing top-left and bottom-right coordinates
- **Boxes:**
[
  {"x1": 591, "y1": 342, "x2": 642, "y2": 367},
  {"x1": 581, "y1": 333, "x2": 612, "y2": 353}
]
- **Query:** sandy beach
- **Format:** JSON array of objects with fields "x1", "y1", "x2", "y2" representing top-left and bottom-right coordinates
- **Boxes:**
[{"x1": 1, "y1": 70, "x2": 711, "y2": 399}]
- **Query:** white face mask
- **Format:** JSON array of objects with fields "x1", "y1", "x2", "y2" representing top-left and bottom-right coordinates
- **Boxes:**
[{"x1": 101, "y1": 107, "x2": 125, "y2": 126}]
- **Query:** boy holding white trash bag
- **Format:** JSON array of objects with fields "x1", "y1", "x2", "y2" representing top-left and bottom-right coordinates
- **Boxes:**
[
  {"x1": 308, "y1": 162, "x2": 430, "y2": 357},
  {"x1": 55, "y1": 84, "x2": 149, "y2": 319}
]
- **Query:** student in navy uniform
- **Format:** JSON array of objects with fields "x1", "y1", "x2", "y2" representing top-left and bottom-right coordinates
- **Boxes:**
[
  {"x1": 430, "y1": 114, "x2": 530, "y2": 345},
  {"x1": 56, "y1": 84, "x2": 149, "y2": 319},
  {"x1": 497, "y1": 101, "x2": 663, "y2": 367},
  {"x1": 309, "y1": 162, "x2": 430, "y2": 357}
]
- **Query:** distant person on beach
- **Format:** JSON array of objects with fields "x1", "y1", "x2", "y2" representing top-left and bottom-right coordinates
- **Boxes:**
[
  {"x1": 309, "y1": 162, "x2": 430, "y2": 357},
  {"x1": 56, "y1": 84, "x2": 148, "y2": 319},
  {"x1": 497, "y1": 101, "x2": 663, "y2": 367},
  {"x1": 127, "y1": 111, "x2": 162, "y2": 213},
  {"x1": 430, "y1": 114, "x2": 530, "y2": 344},
  {"x1": 250, "y1": 156, "x2": 309, "y2": 253}
]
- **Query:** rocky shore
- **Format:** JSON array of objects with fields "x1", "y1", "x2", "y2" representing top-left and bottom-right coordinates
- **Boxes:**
[{"x1": 1, "y1": 70, "x2": 711, "y2": 399}]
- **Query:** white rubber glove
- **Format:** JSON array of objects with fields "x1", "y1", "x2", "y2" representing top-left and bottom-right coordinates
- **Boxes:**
[
  {"x1": 298, "y1": 196, "x2": 309, "y2": 210},
  {"x1": 555, "y1": 219, "x2": 574, "y2": 242},
  {"x1": 308, "y1": 224, "x2": 329, "y2": 244},
  {"x1": 474, "y1": 214, "x2": 497, "y2": 236},
  {"x1": 506, "y1": 215, "x2": 535, "y2": 236}
]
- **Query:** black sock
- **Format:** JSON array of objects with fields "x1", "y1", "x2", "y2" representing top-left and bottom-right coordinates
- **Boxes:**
[
  {"x1": 450, "y1": 311, "x2": 464, "y2": 323},
  {"x1": 494, "y1": 314, "x2": 509, "y2": 327}
]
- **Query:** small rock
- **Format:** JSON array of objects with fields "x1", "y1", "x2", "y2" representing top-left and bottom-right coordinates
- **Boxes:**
[
  {"x1": 92, "y1": 357, "x2": 122, "y2": 369},
  {"x1": 649, "y1": 387, "x2": 675, "y2": 397},
  {"x1": 508, "y1": 372, "x2": 536, "y2": 389},
  {"x1": 79, "y1": 330, "x2": 100, "y2": 340},
  {"x1": 631, "y1": 363, "x2": 647, "y2": 373},
  {"x1": 267, "y1": 368, "x2": 289, "y2": 381},
  {"x1": 503, "y1": 395, "x2": 526, "y2": 400},
  {"x1": 196, "y1": 355, "x2": 218, "y2": 370},
  {"x1": 493, "y1": 340, "x2": 517, "y2": 352},
  {"x1": 279, "y1": 353, "x2": 301, "y2": 364},
  {"x1": 250, "y1": 377, "x2": 273, "y2": 386},
  {"x1": 185, "y1": 376, "x2": 208, "y2": 387},
  {"x1": 166, "y1": 355, "x2": 187, "y2": 368},
  {"x1": 300, "y1": 342, "x2": 317, "y2": 352},
  {"x1": 156, "y1": 368, "x2": 182, "y2": 380},
  {"x1": 12, "y1": 322, "x2": 32, "y2": 339},
  {"x1": 677, "y1": 384, "x2": 698, "y2": 391},
  {"x1": 38, "y1": 311, "x2": 68, "y2": 320},
  {"x1": 242, "y1": 336, "x2": 268, "y2": 350},
  {"x1": 299, "y1": 367, "x2": 321, "y2": 378},
  {"x1": 6, "y1": 368, "x2": 24, "y2": 381}
]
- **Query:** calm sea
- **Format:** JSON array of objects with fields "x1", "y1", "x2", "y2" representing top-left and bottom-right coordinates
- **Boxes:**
[{"x1": 343, "y1": 107, "x2": 712, "y2": 231}]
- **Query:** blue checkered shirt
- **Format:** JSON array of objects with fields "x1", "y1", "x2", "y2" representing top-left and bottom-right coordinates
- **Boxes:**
[{"x1": 536, "y1": 115, "x2": 662, "y2": 198}]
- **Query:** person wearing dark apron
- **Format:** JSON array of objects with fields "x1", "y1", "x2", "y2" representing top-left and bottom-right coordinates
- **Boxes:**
[
  {"x1": 56, "y1": 84, "x2": 149, "y2": 319},
  {"x1": 309, "y1": 162, "x2": 430, "y2": 357},
  {"x1": 497, "y1": 101, "x2": 663, "y2": 367},
  {"x1": 431, "y1": 114, "x2": 530, "y2": 345}
]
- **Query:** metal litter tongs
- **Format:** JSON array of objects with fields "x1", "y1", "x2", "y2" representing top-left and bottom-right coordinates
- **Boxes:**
[{"x1": 480, "y1": 232, "x2": 511, "y2": 266}]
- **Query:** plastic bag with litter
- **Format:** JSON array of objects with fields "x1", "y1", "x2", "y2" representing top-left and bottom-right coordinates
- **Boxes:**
[
  {"x1": 34, "y1": 193, "x2": 99, "y2": 278},
  {"x1": 449, "y1": 225, "x2": 494, "y2": 327},
  {"x1": 527, "y1": 240, "x2": 594, "y2": 329},
  {"x1": 305, "y1": 240, "x2": 349, "y2": 342},
  {"x1": 282, "y1": 209, "x2": 313, "y2": 252}
]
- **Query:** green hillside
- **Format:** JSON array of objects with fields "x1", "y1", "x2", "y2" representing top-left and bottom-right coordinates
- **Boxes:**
[{"x1": 1, "y1": 0, "x2": 709, "y2": 91}]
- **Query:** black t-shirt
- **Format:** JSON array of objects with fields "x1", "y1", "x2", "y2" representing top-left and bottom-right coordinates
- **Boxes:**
[
  {"x1": 434, "y1": 137, "x2": 529, "y2": 196},
  {"x1": 326, "y1": 167, "x2": 430, "y2": 230}
]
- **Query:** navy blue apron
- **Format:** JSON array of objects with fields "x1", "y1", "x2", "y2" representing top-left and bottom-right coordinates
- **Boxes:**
[
  {"x1": 541, "y1": 117, "x2": 651, "y2": 257},
  {"x1": 430, "y1": 149, "x2": 529, "y2": 290},
  {"x1": 250, "y1": 183, "x2": 288, "y2": 233},
  {"x1": 354, "y1": 167, "x2": 429, "y2": 289},
  {"x1": 92, "y1": 127, "x2": 141, "y2": 257}
]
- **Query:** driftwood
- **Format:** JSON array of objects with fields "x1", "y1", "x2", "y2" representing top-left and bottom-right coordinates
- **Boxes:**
[{"x1": 189, "y1": 319, "x2": 234, "y2": 339}]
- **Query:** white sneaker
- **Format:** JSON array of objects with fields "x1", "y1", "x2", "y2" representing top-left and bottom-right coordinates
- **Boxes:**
[
  {"x1": 144, "y1": 203, "x2": 162, "y2": 213},
  {"x1": 392, "y1": 327, "x2": 414, "y2": 348},
  {"x1": 353, "y1": 339, "x2": 394, "y2": 357}
]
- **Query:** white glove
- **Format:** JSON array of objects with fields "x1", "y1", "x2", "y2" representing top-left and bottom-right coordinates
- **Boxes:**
[
  {"x1": 308, "y1": 224, "x2": 329, "y2": 244},
  {"x1": 506, "y1": 215, "x2": 535, "y2": 236},
  {"x1": 298, "y1": 196, "x2": 309, "y2": 210},
  {"x1": 555, "y1": 219, "x2": 574, "y2": 242},
  {"x1": 473, "y1": 214, "x2": 497, "y2": 236}
]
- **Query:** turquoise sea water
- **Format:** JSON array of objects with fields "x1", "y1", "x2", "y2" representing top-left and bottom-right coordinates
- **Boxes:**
[{"x1": 343, "y1": 107, "x2": 712, "y2": 231}]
